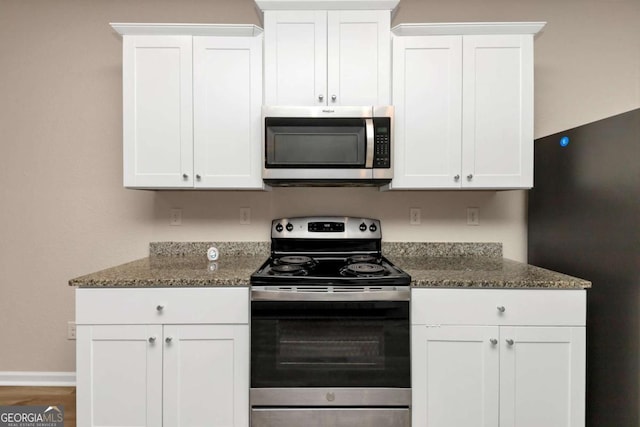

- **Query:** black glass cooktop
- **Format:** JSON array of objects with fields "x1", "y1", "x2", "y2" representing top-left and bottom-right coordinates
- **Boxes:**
[{"x1": 250, "y1": 255, "x2": 411, "y2": 286}]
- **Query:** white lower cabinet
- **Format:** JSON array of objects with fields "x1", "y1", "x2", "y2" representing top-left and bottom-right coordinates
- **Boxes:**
[
  {"x1": 411, "y1": 289, "x2": 586, "y2": 427},
  {"x1": 76, "y1": 288, "x2": 249, "y2": 427},
  {"x1": 412, "y1": 325, "x2": 499, "y2": 427}
]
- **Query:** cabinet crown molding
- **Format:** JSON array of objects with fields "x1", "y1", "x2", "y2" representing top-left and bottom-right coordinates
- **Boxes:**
[
  {"x1": 256, "y1": 0, "x2": 399, "y2": 10},
  {"x1": 392, "y1": 22, "x2": 546, "y2": 37},
  {"x1": 110, "y1": 23, "x2": 263, "y2": 37}
]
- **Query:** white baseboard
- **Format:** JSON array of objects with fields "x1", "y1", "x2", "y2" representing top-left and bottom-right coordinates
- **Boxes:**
[{"x1": 0, "y1": 371, "x2": 76, "y2": 387}]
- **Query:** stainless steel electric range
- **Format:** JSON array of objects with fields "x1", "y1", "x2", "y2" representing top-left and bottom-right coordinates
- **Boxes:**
[{"x1": 250, "y1": 217, "x2": 411, "y2": 427}]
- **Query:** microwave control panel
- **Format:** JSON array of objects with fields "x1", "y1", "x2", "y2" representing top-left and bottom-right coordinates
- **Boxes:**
[{"x1": 373, "y1": 117, "x2": 391, "y2": 168}]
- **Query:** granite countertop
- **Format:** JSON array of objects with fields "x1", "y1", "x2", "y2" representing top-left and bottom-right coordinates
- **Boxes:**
[
  {"x1": 382, "y1": 242, "x2": 590, "y2": 289},
  {"x1": 69, "y1": 242, "x2": 268, "y2": 288},
  {"x1": 69, "y1": 241, "x2": 591, "y2": 289},
  {"x1": 392, "y1": 256, "x2": 591, "y2": 289}
]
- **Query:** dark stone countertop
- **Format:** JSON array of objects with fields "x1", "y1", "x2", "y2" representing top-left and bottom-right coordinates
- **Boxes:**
[
  {"x1": 69, "y1": 255, "x2": 266, "y2": 288},
  {"x1": 389, "y1": 255, "x2": 591, "y2": 289},
  {"x1": 69, "y1": 241, "x2": 591, "y2": 289}
]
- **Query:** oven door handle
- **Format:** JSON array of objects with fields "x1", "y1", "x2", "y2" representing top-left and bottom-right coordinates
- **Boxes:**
[{"x1": 251, "y1": 287, "x2": 410, "y2": 302}]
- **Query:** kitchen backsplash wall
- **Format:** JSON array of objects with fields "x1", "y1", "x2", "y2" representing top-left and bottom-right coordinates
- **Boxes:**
[
  {"x1": 0, "y1": 0, "x2": 638, "y2": 373},
  {"x1": 151, "y1": 188, "x2": 526, "y2": 259}
]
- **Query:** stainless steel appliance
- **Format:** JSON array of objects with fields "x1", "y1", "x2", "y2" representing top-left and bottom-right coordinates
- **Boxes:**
[
  {"x1": 262, "y1": 106, "x2": 393, "y2": 185},
  {"x1": 250, "y1": 216, "x2": 411, "y2": 427},
  {"x1": 528, "y1": 108, "x2": 640, "y2": 427}
]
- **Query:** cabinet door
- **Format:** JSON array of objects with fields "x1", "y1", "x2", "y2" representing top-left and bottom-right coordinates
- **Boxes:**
[
  {"x1": 163, "y1": 324, "x2": 250, "y2": 427},
  {"x1": 499, "y1": 327, "x2": 586, "y2": 427},
  {"x1": 462, "y1": 34, "x2": 534, "y2": 189},
  {"x1": 193, "y1": 36, "x2": 263, "y2": 189},
  {"x1": 264, "y1": 11, "x2": 327, "y2": 106},
  {"x1": 327, "y1": 10, "x2": 391, "y2": 106},
  {"x1": 412, "y1": 325, "x2": 499, "y2": 427},
  {"x1": 76, "y1": 325, "x2": 163, "y2": 427},
  {"x1": 390, "y1": 35, "x2": 462, "y2": 189},
  {"x1": 123, "y1": 36, "x2": 193, "y2": 188}
]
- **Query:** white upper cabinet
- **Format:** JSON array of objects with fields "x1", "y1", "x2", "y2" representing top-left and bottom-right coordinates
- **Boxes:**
[
  {"x1": 326, "y1": 11, "x2": 391, "y2": 106},
  {"x1": 193, "y1": 36, "x2": 263, "y2": 188},
  {"x1": 391, "y1": 35, "x2": 463, "y2": 188},
  {"x1": 114, "y1": 24, "x2": 264, "y2": 190},
  {"x1": 462, "y1": 34, "x2": 534, "y2": 189},
  {"x1": 263, "y1": 7, "x2": 393, "y2": 106},
  {"x1": 123, "y1": 35, "x2": 194, "y2": 188},
  {"x1": 390, "y1": 23, "x2": 544, "y2": 190},
  {"x1": 264, "y1": 11, "x2": 327, "y2": 106}
]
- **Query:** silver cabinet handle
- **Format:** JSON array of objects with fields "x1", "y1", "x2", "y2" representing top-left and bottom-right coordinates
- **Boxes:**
[
  {"x1": 156, "y1": 305, "x2": 164, "y2": 312},
  {"x1": 165, "y1": 337, "x2": 173, "y2": 344},
  {"x1": 148, "y1": 337, "x2": 156, "y2": 343},
  {"x1": 196, "y1": 174, "x2": 201, "y2": 180},
  {"x1": 454, "y1": 174, "x2": 460, "y2": 181},
  {"x1": 182, "y1": 173, "x2": 188, "y2": 179},
  {"x1": 467, "y1": 174, "x2": 473, "y2": 180},
  {"x1": 318, "y1": 94, "x2": 324, "y2": 101},
  {"x1": 490, "y1": 338, "x2": 498, "y2": 346},
  {"x1": 331, "y1": 94, "x2": 337, "y2": 102},
  {"x1": 506, "y1": 339, "x2": 515, "y2": 346},
  {"x1": 497, "y1": 306, "x2": 506, "y2": 313}
]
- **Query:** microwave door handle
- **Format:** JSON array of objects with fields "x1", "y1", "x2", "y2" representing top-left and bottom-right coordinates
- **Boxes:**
[{"x1": 365, "y1": 118, "x2": 374, "y2": 168}]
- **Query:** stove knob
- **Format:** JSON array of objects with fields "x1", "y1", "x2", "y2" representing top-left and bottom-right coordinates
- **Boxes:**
[
  {"x1": 286, "y1": 223, "x2": 294, "y2": 232},
  {"x1": 359, "y1": 222, "x2": 367, "y2": 232},
  {"x1": 275, "y1": 224, "x2": 284, "y2": 232},
  {"x1": 369, "y1": 223, "x2": 378, "y2": 232}
]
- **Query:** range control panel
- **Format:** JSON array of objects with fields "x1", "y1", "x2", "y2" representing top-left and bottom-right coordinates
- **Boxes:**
[{"x1": 272, "y1": 217, "x2": 382, "y2": 239}]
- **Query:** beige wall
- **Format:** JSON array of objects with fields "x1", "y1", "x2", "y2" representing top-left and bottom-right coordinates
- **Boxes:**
[{"x1": 0, "y1": 0, "x2": 637, "y2": 372}]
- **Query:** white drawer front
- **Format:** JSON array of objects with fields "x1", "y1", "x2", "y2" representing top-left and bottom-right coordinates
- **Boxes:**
[
  {"x1": 411, "y1": 288, "x2": 586, "y2": 326},
  {"x1": 76, "y1": 287, "x2": 249, "y2": 325}
]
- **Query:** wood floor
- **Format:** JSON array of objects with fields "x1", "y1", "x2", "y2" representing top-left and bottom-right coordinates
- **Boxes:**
[{"x1": 0, "y1": 386, "x2": 76, "y2": 427}]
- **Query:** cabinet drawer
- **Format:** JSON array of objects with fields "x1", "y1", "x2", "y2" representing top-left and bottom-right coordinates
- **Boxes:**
[
  {"x1": 76, "y1": 287, "x2": 249, "y2": 325},
  {"x1": 411, "y1": 288, "x2": 585, "y2": 326}
]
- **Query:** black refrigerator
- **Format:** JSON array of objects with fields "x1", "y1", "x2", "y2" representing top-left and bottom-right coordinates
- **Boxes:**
[{"x1": 528, "y1": 108, "x2": 640, "y2": 427}]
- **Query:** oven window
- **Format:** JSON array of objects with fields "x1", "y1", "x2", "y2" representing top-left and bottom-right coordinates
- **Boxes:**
[
  {"x1": 277, "y1": 320, "x2": 384, "y2": 368},
  {"x1": 265, "y1": 118, "x2": 366, "y2": 168},
  {"x1": 251, "y1": 301, "x2": 409, "y2": 388}
]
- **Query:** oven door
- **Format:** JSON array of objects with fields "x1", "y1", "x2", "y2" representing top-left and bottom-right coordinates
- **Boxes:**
[{"x1": 250, "y1": 299, "x2": 410, "y2": 389}]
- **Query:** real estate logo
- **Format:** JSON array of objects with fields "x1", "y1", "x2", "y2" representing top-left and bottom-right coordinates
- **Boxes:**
[{"x1": 0, "y1": 406, "x2": 64, "y2": 427}]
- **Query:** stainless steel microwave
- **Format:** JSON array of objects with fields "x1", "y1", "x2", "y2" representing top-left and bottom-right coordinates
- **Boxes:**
[{"x1": 262, "y1": 106, "x2": 393, "y2": 186}]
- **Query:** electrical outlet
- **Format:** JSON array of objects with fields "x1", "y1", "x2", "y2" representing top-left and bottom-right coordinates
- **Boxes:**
[
  {"x1": 67, "y1": 321, "x2": 76, "y2": 340},
  {"x1": 240, "y1": 207, "x2": 251, "y2": 225},
  {"x1": 467, "y1": 207, "x2": 480, "y2": 226},
  {"x1": 410, "y1": 208, "x2": 421, "y2": 225},
  {"x1": 170, "y1": 208, "x2": 182, "y2": 226}
]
